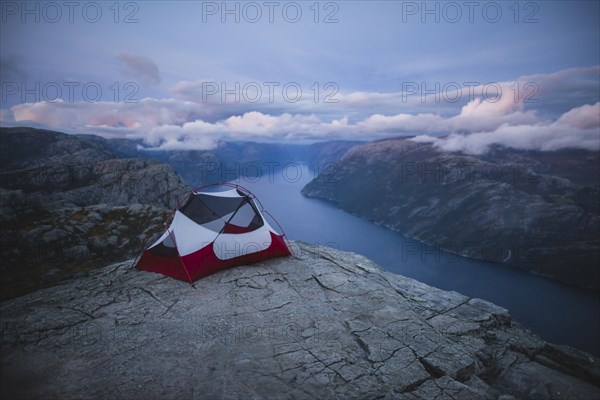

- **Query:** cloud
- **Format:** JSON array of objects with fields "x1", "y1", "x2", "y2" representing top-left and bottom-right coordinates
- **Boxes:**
[
  {"x1": 143, "y1": 112, "x2": 343, "y2": 150},
  {"x1": 169, "y1": 80, "x2": 214, "y2": 102},
  {"x1": 162, "y1": 66, "x2": 600, "y2": 123},
  {"x1": 0, "y1": 108, "x2": 15, "y2": 124},
  {"x1": 411, "y1": 102, "x2": 600, "y2": 154},
  {"x1": 514, "y1": 65, "x2": 600, "y2": 117},
  {"x1": 555, "y1": 102, "x2": 600, "y2": 130},
  {"x1": 118, "y1": 53, "x2": 161, "y2": 85},
  {"x1": 10, "y1": 98, "x2": 200, "y2": 134},
  {"x1": 350, "y1": 83, "x2": 539, "y2": 136},
  {"x1": 5, "y1": 66, "x2": 599, "y2": 152},
  {"x1": 143, "y1": 121, "x2": 224, "y2": 150}
]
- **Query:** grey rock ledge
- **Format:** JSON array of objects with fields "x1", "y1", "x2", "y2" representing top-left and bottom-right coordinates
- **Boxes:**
[{"x1": 1, "y1": 241, "x2": 598, "y2": 400}]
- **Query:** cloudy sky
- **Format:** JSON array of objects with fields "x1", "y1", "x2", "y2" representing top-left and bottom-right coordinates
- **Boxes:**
[{"x1": 1, "y1": 0, "x2": 599, "y2": 153}]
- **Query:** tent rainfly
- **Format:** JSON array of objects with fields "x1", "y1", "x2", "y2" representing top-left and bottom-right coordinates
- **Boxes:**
[{"x1": 134, "y1": 183, "x2": 292, "y2": 283}]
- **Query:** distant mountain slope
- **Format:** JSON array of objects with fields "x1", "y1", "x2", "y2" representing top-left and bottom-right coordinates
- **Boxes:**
[
  {"x1": 2, "y1": 127, "x2": 115, "y2": 168},
  {"x1": 78, "y1": 134, "x2": 361, "y2": 186},
  {"x1": 302, "y1": 137, "x2": 600, "y2": 290},
  {"x1": 304, "y1": 140, "x2": 365, "y2": 169}
]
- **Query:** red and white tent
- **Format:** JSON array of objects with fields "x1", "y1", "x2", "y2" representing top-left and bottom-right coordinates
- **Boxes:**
[{"x1": 135, "y1": 183, "x2": 292, "y2": 283}]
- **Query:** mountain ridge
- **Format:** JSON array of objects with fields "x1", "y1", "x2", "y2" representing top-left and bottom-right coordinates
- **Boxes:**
[
  {"x1": 74, "y1": 129, "x2": 362, "y2": 186},
  {"x1": 302, "y1": 137, "x2": 600, "y2": 291}
]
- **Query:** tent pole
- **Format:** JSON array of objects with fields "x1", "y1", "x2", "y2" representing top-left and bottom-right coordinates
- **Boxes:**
[
  {"x1": 165, "y1": 222, "x2": 195, "y2": 288},
  {"x1": 131, "y1": 236, "x2": 150, "y2": 268},
  {"x1": 261, "y1": 209, "x2": 296, "y2": 258},
  {"x1": 213, "y1": 196, "x2": 248, "y2": 243}
]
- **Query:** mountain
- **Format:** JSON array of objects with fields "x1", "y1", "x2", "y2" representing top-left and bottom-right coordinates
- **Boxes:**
[
  {"x1": 304, "y1": 140, "x2": 365, "y2": 170},
  {"x1": 1, "y1": 242, "x2": 598, "y2": 399},
  {"x1": 302, "y1": 137, "x2": 600, "y2": 291},
  {"x1": 77, "y1": 134, "x2": 361, "y2": 187},
  {"x1": 1, "y1": 127, "x2": 188, "y2": 209},
  {"x1": 0, "y1": 127, "x2": 189, "y2": 300}
]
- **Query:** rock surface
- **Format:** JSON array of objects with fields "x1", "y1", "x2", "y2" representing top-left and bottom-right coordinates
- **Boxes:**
[
  {"x1": 0, "y1": 203, "x2": 170, "y2": 300},
  {"x1": 1, "y1": 242, "x2": 598, "y2": 399},
  {"x1": 302, "y1": 138, "x2": 600, "y2": 290}
]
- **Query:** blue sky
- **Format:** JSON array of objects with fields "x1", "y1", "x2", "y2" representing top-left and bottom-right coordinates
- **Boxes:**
[{"x1": 1, "y1": 1, "x2": 599, "y2": 152}]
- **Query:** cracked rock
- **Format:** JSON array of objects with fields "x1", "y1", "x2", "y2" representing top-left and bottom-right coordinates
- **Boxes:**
[{"x1": 1, "y1": 241, "x2": 598, "y2": 399}]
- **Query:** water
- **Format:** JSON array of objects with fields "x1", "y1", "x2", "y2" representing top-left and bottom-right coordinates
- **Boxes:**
[{"x1": 236, "y1": 164, "x2": 600, "y2": 356}]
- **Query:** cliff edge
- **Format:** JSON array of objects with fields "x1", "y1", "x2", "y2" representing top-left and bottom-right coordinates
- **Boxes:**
[{"x1": 1, "y1": 242, "x2": 598, "y2": 399}]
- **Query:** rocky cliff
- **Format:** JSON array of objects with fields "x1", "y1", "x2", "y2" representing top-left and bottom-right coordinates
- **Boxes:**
[
  {"x1": 1, "y1": 242, "x2": 598, "y2": 399},
  {"x1": 302, "y1": 138, "x2": 600, "y2": 291},
  {"x1": 1, "y1": 128, "x2": 188, "y2": 210},
  {"x1": 0, "y1": 128, "x2": 189, "y2": 300}
]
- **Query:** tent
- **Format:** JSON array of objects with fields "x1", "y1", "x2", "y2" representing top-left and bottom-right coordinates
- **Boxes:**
[{"x1": 134, "y1": 183, "x2": 292, "y2": 283}]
